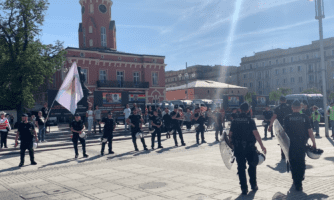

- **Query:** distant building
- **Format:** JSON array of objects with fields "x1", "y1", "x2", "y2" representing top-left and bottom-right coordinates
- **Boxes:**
[
  {"x1": 239, "y1": 37, "x2": 334, "y2": 95},
  {"x1": 166, "y1": 80, "x2": 247, "y2": 100},
  {"x1": 165, "y1": 65, "x2": 239, "y2": 89}
]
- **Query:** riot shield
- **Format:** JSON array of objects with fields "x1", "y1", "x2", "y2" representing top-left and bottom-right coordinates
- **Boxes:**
[
  {"x1": 219, "y1": 130, "x2": 235, "y2": 170},
  {"x1": 273, "y1": 119, "x2": 290, "y2": 162}
]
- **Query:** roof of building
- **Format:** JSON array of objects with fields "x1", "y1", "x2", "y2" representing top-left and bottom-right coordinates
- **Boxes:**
[
  {"x1": 66, "y1": 47, "x2": 165, "y2": 58},
  {"x1": 166, "y1": 80, "x2": 246, "y2": 91}
]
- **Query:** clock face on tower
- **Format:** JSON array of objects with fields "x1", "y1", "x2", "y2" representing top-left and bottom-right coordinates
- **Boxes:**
[
  {"x1": 99, "y1": 5, "x2": 107, "y2": 13},
  {"x1": 82, "y1": 6, "x2": 85, "y2": 14}
]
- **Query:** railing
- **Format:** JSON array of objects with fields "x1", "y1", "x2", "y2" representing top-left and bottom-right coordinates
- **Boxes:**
[{"x1": 97, "y1": 80, "x2": 149, "y2": 88}]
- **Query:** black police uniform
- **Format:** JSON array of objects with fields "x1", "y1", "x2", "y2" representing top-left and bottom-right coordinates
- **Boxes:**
[
  {"x1": 230, "y1": 113, "x2": 258, "y2": 192},
  {"x1": 263, "y1": 110, "x2": 273, "y2": 137},
  {"x1": 70, "y1": 120, "x2": 87, "y2": 156},
  {"x1": 170, "y1": 110, "x2": 185, "y2": 146},
  {"x1": 274, "y1": 103, "x2": 292, "y2": 159},
  {"x1": 301, "y1": 108, "x2": 313, "y2": 130},
  {"x1": 151, "y1": 115, "x2": 163, "y2": 148},
  {"x1": 230, "y1": 112, "x2": 238, "y2": 121},
  {"x1": 18, "y1": 122, "x2": 36, "y2": 165},
  {"x1": 162, "y1": 112, "x2": 172, "y2": 138},
  {"x1": 194, "y1": 112, "x2": 206, "y2": 144},
  {"x1": 128, "y1": 114, "x2": 147, "y2": 150},
  {"x1": 101, "y1": 117, "x2": 115, "y2": 154},
  {"x1": 283, "y1": 112, "x2": 311, "y2": 188},
  {"x1": 214, "y1": 112, "x2": 223, "y2": 141}
]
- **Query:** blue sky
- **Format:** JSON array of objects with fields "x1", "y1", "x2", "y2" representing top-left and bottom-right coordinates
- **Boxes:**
[{"x1": 39, "y1": 0, "x2": 334, "y2": 71}]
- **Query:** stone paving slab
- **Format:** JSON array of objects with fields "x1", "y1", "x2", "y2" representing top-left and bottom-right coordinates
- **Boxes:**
[{"x1": 0, "y1": 120, "x2": 333, "y2": 199}]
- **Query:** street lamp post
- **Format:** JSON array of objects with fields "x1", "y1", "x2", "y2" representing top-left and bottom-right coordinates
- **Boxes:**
[
  {"x1": 178, "y1": 63, "x2": 194, "y2": 100},
  {"x1": 309, "y1": 0, "x2": 329, "y2": 137}
]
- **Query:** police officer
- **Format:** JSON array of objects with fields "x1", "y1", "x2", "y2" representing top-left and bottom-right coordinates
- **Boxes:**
[
  {"x1": 214, "y1": 107, "x2": 224, "y2": 142},
  {"x1": 170, "y1": 106, "x2": 186, "y2": 147},
  {"x1": 14, "y1": 114, "x2": 38, "y2": 167},
  {"x1": 126, "y1": 109, "x2": 148, "y2": 151},
  {"x1": 269, "y1": 96, "x2": 292, "y2": 160},
  {"x1": 263, "y1": 105, "x2": 273, "y2": 139},
  {"x1": 327, "y1": 102, "x2": 334, "y2": 138},
  {"x1": 230, "y1": 108, "x2": 238, "y2": 121},
  {"x1": 229, "y1": 103, "x2": 266, "y2": 195},
  {"x1": 162, "y1": 107, "x2": 172, "y2": 139},
  {"x1": 100, "y1": 112, "x2": 116, "y2": 156},
  {"x1": 151, "y1": 110, "x2": 163, "y2": 149},
  {"x1": 312, "y1": 106, "x2": 320, "y2": 137},
  {"x1": 283, "y1": 100, "x2": 316, "y2": 191},
  {"x1": 70, "y1": 113, "x2": 89, "y2": 159},
  {"x1": 193, "y1": 107, "x2": 206, "y2": 144}
]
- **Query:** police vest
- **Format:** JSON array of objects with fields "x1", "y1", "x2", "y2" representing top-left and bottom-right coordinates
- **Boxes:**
[
  {"x1": 299, "y1": 110, "x2": 303, "y2": 114},
  {"x1": 312, "y1": 110, "x2": 320, "y2": 122},
  {"x1": 330, "y1": 107, "x2": 334, "y2": 121}
]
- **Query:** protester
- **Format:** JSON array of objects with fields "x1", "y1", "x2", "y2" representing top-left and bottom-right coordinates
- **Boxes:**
[
  {"x1": 100, "y1": 112, "x2": 116, "y2": 155},
  {"x1": 35, "y1": 111, "x2": 47, "y2": 143},
  {"x1": 162, "y1": 107, "x2": 172, "y2": 139},
  {"x1": 15, "y1": 114, "x2": 38, "y2": 167},
  {"x1": 123, "y1": 104, "x2": 131, "y2": 131},
  {"x1": 94, "y1": 105, "x2": 102, "y2": 134},
  {"x1": 126, "y1": 109, "x2": 148, "y2": 151},
  {"x1": 151, "y1": 110, "x2": 163, "y2": 149},
  {"x1": 214, "y1": 107, "x2": 223, "y2": 142},
  {"x1": 263, "y1": 105, "x2": 273, "y2": 139},
  {"x1": 86, "y1": 106, "x2": 94, "y2": 134},
  {"x1": 229, "y1": 103, "x2": 266, "y2": 195},
  {"x1": 183, "y1": 108, "x2": 192, "y2": 132},
  {"x1": 70, "y1": 113, "x2": 88, "y2": 159},
  {"x1": 170, "y1": 106, "x2": 186, "y2": 147},
  {"x1": 193, "y1": 107, "x2": 206, "y2": 144},
  {"x1": 41, "y1": 102, "x2": 49, "y2": 133},
  {"x1": 312, "y1": 106, "x2": 320, "y2": 137},
  {"x1": 0, "y1": 111, "x2": 10, "y2": 148}
]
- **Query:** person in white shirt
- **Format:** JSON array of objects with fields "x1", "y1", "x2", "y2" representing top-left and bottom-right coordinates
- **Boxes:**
[
  {"x1": 162, "y1": 108, "x2": 170, "y2": 117},
  {"x1": 0, "y1": 111, "x2": 11, "y2": 148},
  {"x1": 86, "y1": 106, "x2": 94, "y2": 134},
  {"x1": 94, "y1": 105, "x2": 102, "y2": 134},
  {"x1": 123, "y1": 104, "x2": 131, "y2": 131}
]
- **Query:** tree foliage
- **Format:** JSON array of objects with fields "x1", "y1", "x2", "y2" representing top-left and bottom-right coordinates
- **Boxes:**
[
  {"x1": 0, "y1": 0, "x2": 67, "y2": 114},
  {"x1": 302, "y1": 88, "x2": 321, "y2": 94},
  {"x1": 245, "y1": 92, "x2": 256, "y2": 103},
  {"x1": 269, "y1": 90, "x2": 281, "y2": 103}
]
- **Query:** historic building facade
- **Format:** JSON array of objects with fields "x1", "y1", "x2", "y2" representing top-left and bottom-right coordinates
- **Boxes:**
[
  {"x1": 165, "y1": 65, "x2": 239, "y2": 89},
  {"x1": 51, "y1": 0, "x2": 166, "y2": 105},
  {"x1": 239, "y1": 37, "x2": 334, "y2": 95}
]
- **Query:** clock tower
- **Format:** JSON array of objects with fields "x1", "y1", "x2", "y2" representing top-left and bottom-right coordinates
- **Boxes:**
[{"x1": 78, "y1": 0, "x2": 116, "y2": 50}]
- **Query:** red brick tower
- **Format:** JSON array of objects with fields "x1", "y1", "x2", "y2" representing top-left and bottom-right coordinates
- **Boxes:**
[{"x1": 78, "y1": 0, "x2": 116, "y2": 50}]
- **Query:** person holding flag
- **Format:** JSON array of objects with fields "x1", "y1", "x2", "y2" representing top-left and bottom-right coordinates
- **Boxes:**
[{"x1": 70, "y1": 113, "x2": 88, "y2": 159}]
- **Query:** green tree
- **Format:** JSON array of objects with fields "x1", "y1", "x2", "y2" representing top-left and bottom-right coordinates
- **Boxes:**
[
  {"x1": 329, "y1": 92, "x2": 334, "y2": 102},
  {"x1": 278, "y1": 88, "x2": 292, "y2": 96},
  {"x1": 302, "y1": 88, "x2": 321, "y2": 94},
  {"x1": 0, "y1": 0, "x2": 67, "y2": 117},
  {"x1": 269, "y1": 90, "x2": 281, "y2": 105},
  {"x1": 245, "y1": 92, "x2": 256, "y2": 103}
]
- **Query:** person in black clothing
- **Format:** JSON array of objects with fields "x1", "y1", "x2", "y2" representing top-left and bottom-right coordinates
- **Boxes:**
[
  {"x1": 156, "y1": 106, "x2": 162, "y2": 118},
  {"x1": 269, "y1": 96, "x2": 292, "y2": 160},
  {"x1": 151, "y1": 110, "x2": 163, "y2": 149},
  {"x1": 170, "y1": 106, "x2": 186, "y2": 147},
  {"x1": 229, "y1": 103, "x2": 266, "y2": 195},
  {"x1": 41, "y1": 102, "x2": 49, "y2": 133},
  {"x1": 100, "y1": 112, "x2": 116, "y2": 156},
  {"x1": 301, "y1": 101, "x2": 313, "y2": 130},
  {"x1": 263, "y1": 105, "x2": 273, "y2": 139},
  {"x1": 214, "y1": 108, "x2": 223, "y2": 142},
  {"x1": 230, "y1": 108, "x2": 238, "y2": 121},
  {"x1": 126, "y1": 109, "x2": 148, "y2": 151},
  {"x1": 193, "y1": 107, "x2": 206, "y2": 144},
  {"x1": 14, "y1": 114, "x2": 38, "y2": 167},
  {"x1": 163, "y1": 107, "x2": 172, "y2": 139},
  {"x1": 70, "y1": 114, "x2": 89, "y2": 159},
  {"x1": 283, "y1": 100, "x2": 316, "y2": 191}
]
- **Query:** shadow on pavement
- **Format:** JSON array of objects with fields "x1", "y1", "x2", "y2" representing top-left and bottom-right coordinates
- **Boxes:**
[
  {"x1": 0, "y1": 166, "x2": 21, "y2": 173},
  {"x1": 77, "y1": 155, "x2": 101, "y2": 163},
  {"x1": 326, "y1": 137, "x2": 334, "y2": 146},
  {"x1": 155, "y1": 146, "x2": 177, "y2": 154},
  {"x1": 272, "y1": 185, "x2": 328, "y2": 200},
  {"x1": 207, "y1": 141, "x2": 219, "y2": 147},
  {"x1": 324, "y1": 157, "x2": 334, "y2": 162},
  {"x1": 38, "y1": 158, "x2": 75, "y2": 169},
  {"x1": 266, "y1": 159, "x2": 287, "y2": 173},
  {"x1": 185, "y1": 143, "x2": 200, "y2": 150},
  {"x1": 235, "y1": 190, "x2": 257, "y2": 200},
  {"x1": 133, "y1": 150, "x2": 151, "y2": 156},
  {"x1": 107, "y1": 151, "x2": 135, "y2": 160}
]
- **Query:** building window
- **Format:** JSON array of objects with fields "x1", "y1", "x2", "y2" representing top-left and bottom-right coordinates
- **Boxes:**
[
  {"x1": 309, "y1": 75, "x2": 314, "y2": 82},
  {"x1": 315, "y1": 53, "x2": 318, "y2": 58},
  {"x1": 265, "y1": 71, "x2": 269, "y2": 78},
  {"x1": 275, "y1": 69, "x2": 279, "y2": 75},
  {"x1": 298, "y1": 56, "x2": 301, "y2": 61},
  {"x1": 243, "y1": 74, "x2": 247, "y2": 79},
  {"x1": 306, "y1": 54, "x2": 309, "y2": 59},
  {"x1": 89, "y1": 39, "x2": 93, "y2": 47},
  {"x1": 101, "y1": 27, "x2": 106, "y2": 47},
  {"x1": 99, "y1": 70, "x2": 107, "y2": 83},
  {"x1": 276, "y1": 79, "x2": 279, "y2": 85},
  {"x1": 134, "y1": 58, "x2": 137, "y2": 61},
  {"x1": 331, "y1": 61, "x2": 334, "y2": 67},
  {"x1": 257, "y1": 72, "x2": 261, "y2": 79},
  {"x1": 283, "y1": 68, "x2": 286, "y2": 74},
  {"x1": 249, "y1": 83, "x2": 253, "y2": 88},
  {"x1": 299, "y1": 77, "x2": 303, "y2": 83},
  {"x1": 244, "y1": 83, "x2": 247, "y2": 87},
  {"x1": 83, "y1": 28, "x2": 86, "y2": 47},
  {"x1": 299, "y1": 87, "x2": 303, "y2": 92},
  {"x1": 269, "y1": 61, "x2": 272, "y2": 65},
  {"x1": 290, "y1": 67, "x2": 294, "y2": 72},
  {"x1": 276, "y1": 59, "x2": 278, "y2": 64},
  {"x1": 283, "y1": 58, "x2": 286, "y2": 63},
  {"x1": 90, "y1": 4, "x2": 94, "y2": 13},
  {"x1": 118, "y1": 57, "x2": 121, "y2": 60},
  {"x1": 249, "y1": 73, "x2": 252, "y2": 78},
  {"x1": 283, "y1": 78, "x2": 287, "y2": 84},
  {"x1": 89, "y1": 26, "x2": 93, "y2": 33},
  {"x1": 81, "y1": 68, "x2": 88, "y2": 84},
  {"x1": 291, "y1": 77, "x2": 294, "y2": 83},
  {"x1": 80, "y1": 52, "x2": 85, "y2": 57},
  {"x1": 250, "y1": 64, "x2": 252, "y2": 69},
  {"x1": 332, "y1": 50, "x2": 334, "y2": 55},
  {"x1": 291, "y1": 57, "x2": 293, "y2": 62},
  {"x1": 208, "y1": 90, "x2": 210, "y2": 94},
  {"x1": 298, "y1": 66, "x2": 302, "y2": 72},
  {"x1": 153, "y1": 59, "x2": 156, "y2": 63},
  {"x1": 308, "y1": 64, "x2": 313, "y2": 72},
  {"x1": 117, "y1": 71, "x2": 124, "y2": 87},
  {"x1": 262, "y1": 62, "x2": 265, "y2": 67},
  {"x1": 152, "y1": 72, "x2": 158, "y2": 86},
  {"x1": 101, "y1": 55, "x2": 104, "y2": 58},
  {"x1": 133, "y1": 72, "x2": 140, "y2": 84}
]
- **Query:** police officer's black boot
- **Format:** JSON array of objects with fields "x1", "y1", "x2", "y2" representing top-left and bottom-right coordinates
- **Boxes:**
[
  {"x1": 141, "y1": 138, "x2": 148, "y2": 151},
  {"x1": 109, "y1": 140, "x2": 114, "y2": 154},
  {"x1": 101, "y1": 143, "x2": 105, "y2": 156},
  {"x1": 196, "y1": 133, "x2": 200, "y2": 145},
  {"x1": 82, "y1": 146, "x2": 89, "y2": 158},
  {"x1": 29, "y1": 149, "x2": 37, "y2": 165}
]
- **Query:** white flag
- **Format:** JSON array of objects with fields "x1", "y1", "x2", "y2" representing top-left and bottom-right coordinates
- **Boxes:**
[{"x1": 55, "y1": 62, "x2": 84, "y2": 115}]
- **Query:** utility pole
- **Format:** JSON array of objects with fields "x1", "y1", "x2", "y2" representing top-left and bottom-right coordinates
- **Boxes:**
[{"x1": 186, "y1": 62, "x2": 188, "y2": 100}]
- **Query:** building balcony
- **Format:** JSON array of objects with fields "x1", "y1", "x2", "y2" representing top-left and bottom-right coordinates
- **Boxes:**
[{"x1": 97, "y1": 80, "x2": 149, "y2": 88}]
